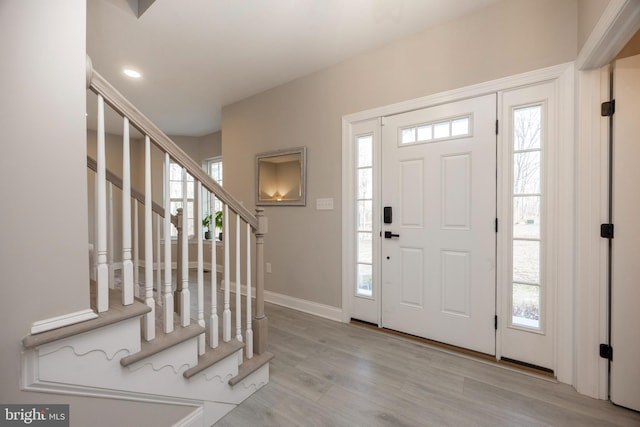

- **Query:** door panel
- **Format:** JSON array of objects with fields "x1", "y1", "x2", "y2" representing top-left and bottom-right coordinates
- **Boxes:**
[
  {"x1": 442, "y1": 153, "x2": 471, "y2": 229},
  {"x1": 610, "y1": 54, "x2": 640, "y2": 412},
  {"x1": 400, "y1": 247, "x2": 423, "y2": 307},
  {"x1": 400, "y1": 159, "x2": 424, "y2": 227},
  {"x1": 381, "y1": 94, "x2": 497, "y2": 355},
  {"x1": 441, "y1": 250, "x2": 470, "y2": 316}
]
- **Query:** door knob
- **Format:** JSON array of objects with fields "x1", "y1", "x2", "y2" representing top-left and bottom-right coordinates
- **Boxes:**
[{"x1": 384, "y1": 231, "x2": 399, "y2": 239}]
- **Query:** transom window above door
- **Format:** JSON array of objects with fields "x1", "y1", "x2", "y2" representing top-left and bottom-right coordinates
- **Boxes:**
[{"x1": 399, "y1": 114, "x2": 472, "y2": 146}]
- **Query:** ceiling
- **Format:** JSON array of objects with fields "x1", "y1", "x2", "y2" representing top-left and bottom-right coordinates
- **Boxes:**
[{"x1": 87, "y1": 0, "x2": 500, "y2": 137}]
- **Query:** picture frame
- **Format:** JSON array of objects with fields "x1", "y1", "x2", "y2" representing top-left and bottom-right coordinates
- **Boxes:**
[{"x1": 255, "y1": 147, "x2": 307, "y2": 206}]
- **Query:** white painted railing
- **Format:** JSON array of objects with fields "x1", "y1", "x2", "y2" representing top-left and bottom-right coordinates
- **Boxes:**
[{"x1": 86, "y1": 56, "x2": 268, "y2": 360}]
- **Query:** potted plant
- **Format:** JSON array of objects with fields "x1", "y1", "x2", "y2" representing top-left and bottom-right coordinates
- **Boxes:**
[
  {"x1": 202, "y1": 214, "x2": 213, "y2": 240},
  {"x1": 215, "y1": 210, "x2": 223, "y2": 240}
]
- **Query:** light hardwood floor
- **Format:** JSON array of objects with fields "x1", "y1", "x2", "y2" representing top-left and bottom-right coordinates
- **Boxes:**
[{"x1": 216, "y1": 300, "x2": 640, "y2": 427}]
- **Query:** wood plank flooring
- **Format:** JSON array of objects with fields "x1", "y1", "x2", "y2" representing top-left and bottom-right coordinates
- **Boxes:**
[{"x1": 217, "y1": 302, "x2": 640, "y2": 427}]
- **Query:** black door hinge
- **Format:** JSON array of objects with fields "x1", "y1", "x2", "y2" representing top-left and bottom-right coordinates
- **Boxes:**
[
  {"x1": 600, "y1": 343, "x2": 613, "y2": 361},
  {"x1": 495, "y1": 218, "x2": 498, "y2": 233},
  {"x1": 495, "y1": 119, "x2": 499, "y2": 135},
  {"x1": 601, "y1": 100, "x2": 615, "y2": 117},
  {"x1": 600, "y1": 223, "x2": 614, "y2": 239},
  {"x1": 494, "y1": 315, "x2": 498, "y2": 330}
]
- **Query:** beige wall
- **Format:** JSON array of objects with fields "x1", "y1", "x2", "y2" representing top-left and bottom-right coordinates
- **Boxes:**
[
  {"x1": 616, "y1": 29, "x2": 640, "y2": 60},
  {"x1": 222, "y1": 0, "x2": 578, "y2": 308},
  {"x1": 172, "y1": 132, "x2": 222, "y2": 164},
  {"x1": 0, "y1": 0, "x2": 90, "y2": 403},
  {"x1": 578, "y1": 0, "x2": 611, "y2": 51}
]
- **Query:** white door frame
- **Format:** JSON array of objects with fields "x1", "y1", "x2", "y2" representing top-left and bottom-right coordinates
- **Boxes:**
[
  {"x1": 342, "y1": 61, "x2": 575, "y2": 380},
  {"x1": 573, "y1": 0, "x2": 640, "y2": 400}
]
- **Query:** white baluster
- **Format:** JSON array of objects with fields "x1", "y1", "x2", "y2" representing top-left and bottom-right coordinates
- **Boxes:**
[
  {"x1": 96, "y1": 94, "x2": 108, "y2": 312},
  {"x1": 209, "y1": 192, "x2": 219, "y2": 349},
  {"x1": 180, "y1": 167, "x2": 190, "y2": 327},
  {"x1": 143, "y1": 135, "x2": 155, "y2": 341},
  {"x1": 235, "y1": 214, "x2": 243, "y2": 345},
  {"x1": 92, "y1": 173, "x2": 98, "y2": 282},
  {"x1": 134, "y1": 201, "x2": 140, "y2": 298},
  {"x1": 108, "y1": 182, "x2": 115, "y2": 289},
  {"x1": 163, "y1": 153, "x2": 174, "y2": 333},
  {"x1": 223, "y1": 204, "x2": 231, "y2": 342},
  {"x1": 196, "y1": 182, "x2": 205, "y2": 354},
  {"x1": 122, "y1": 117, "x2": 134, "y2": 305},
  {"x1": 175, "y1": 209, "x2": 183, "y2": 308},
  {"x1": 246, "y1": 222, "x2": 253, "y2": 359},
  {"x1": 156, "y1": 214, "x2": 161, "y2": 296}
]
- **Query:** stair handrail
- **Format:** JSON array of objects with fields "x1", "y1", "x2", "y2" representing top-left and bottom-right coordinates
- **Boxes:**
[
  {"x1": 86, "y1": 59, "x2": 257, "y2": 230},
  {"x1": 87, "y1": 156, "x2": 167, "y2": 218},
  {"x1": 86, "y1": 55, "x2": 268, "y2": 356}
]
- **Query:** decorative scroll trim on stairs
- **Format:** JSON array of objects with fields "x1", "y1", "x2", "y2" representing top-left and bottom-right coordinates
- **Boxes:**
[
  {"x1": 201, "y1": 372, "x2": 234, "y2": 384},
  {"x1": 40, "y1": 345, "x2": 132, "y2": 362},
  {"x1": 127, "y1": 361, "x2": 193, "y2": 376},
  {"x1": 233, "y1": 378, "x2": 268, "y2": 391}
]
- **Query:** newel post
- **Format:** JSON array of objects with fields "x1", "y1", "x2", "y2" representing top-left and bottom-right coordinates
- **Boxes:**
[{"x1": 253, "y1": 207, "x2": 268, "y2": 354}]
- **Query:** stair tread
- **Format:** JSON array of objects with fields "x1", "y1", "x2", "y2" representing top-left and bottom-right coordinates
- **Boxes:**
[
  {"x1": 120, "y1": 322, "x2": 205, "y2": 366},
  {"x1": 228, "y1": 351, "x2": 274, "y2": 387},
  {"x1": 23, "y1": 288, "x2": 150, "y2": 349},
  {"x1": 183, "y1": 339, "x2": 245, "y2": 379}
]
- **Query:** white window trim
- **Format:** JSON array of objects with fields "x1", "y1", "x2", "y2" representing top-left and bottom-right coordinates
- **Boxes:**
[
  {"x1": 203, "y1": 156, "x2": 223, "y2": 180},
  {"x1": 169, "y1": 162, "x2": 195, "y2": 239},
  {"x1": 201, "y1": 156, "x2": 223, "y2": 240}
]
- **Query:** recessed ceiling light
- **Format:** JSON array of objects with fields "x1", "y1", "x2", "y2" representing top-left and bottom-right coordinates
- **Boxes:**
[{"x1": 123, "y1": 68, "x2": 141, "y2": 79}]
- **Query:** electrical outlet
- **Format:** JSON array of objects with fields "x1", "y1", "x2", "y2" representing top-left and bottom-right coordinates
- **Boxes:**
[{"x1": 266, "y1": 262, "x2": 272, "y2": 273}]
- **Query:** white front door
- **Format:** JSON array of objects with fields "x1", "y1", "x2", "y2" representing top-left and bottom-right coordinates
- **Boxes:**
[
  {"x1": 380, "y1": 94, "x2": 497, "y2": 355},
  {"x1": 610, "y1": 54, "x2": 640, "y2": 412}
]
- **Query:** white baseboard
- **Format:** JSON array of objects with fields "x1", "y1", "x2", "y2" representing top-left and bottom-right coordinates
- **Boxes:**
[
  {"x1": 30, "y1": 309, "x2": 98, "y2": 334},
  {"x1": 264, "y1": 290, "x2": 343, "y2": 322},
  {"x1": 225, "y1": 282, "x2": 342, "y2": 322}
]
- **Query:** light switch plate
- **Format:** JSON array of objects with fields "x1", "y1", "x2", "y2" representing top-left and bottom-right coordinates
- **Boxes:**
[{"x1": 316, "y1": 198, "x2": 334, "y2": 210}]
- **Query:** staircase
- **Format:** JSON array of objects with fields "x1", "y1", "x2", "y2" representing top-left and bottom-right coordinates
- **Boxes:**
[{"x1": 21, "y1": 57, "x2": 272, "y2": 426}]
